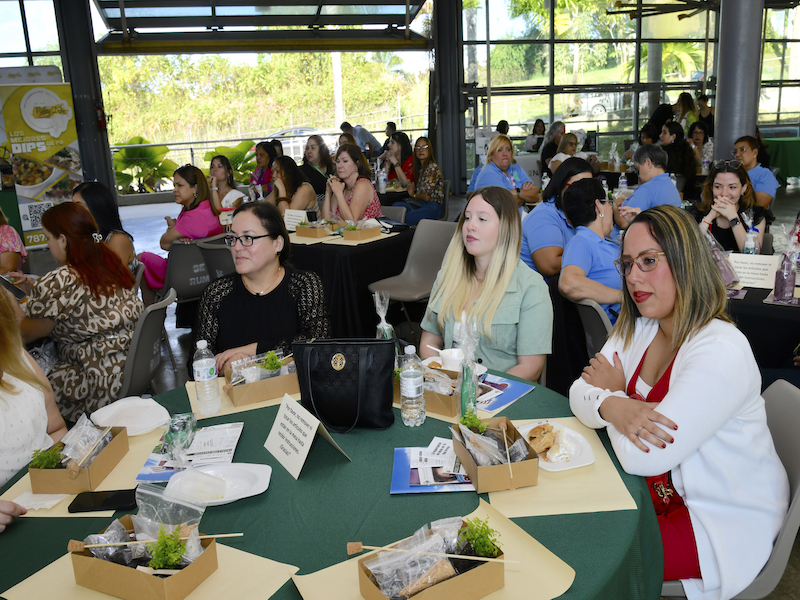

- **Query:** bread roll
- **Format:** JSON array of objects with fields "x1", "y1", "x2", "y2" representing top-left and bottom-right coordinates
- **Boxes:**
[{"x1": 527, "y1": 423, "x2": 556, "y2": 454}]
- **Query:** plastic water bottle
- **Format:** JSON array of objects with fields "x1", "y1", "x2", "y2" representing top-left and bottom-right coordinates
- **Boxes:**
[
  {"x1": 541, "y1": 173, "x2": 550, "y2": 191},
  {"x1": 618, "y1": 172, "x2": 627, "y2": 189},
  {"x1": 193, "y1": 340, "x2": 220, "y2": 416},
  {"x1": 601, "y1": 179, "x2": 610, "y2": 200},
  {"x1": 701, "y1": 159, "x2": 709, "y2": 175},
  {"x1": 743, "y1": 231, "x2": 758, "y2": 255},
  {"x1": 378, "y1": 168, "x2": 387, "y2": 194},
  {"x1": 399, "y1": 345, "x2": 425, "y2": 427},
  {"x1": 669, "y1": 173, "x2": 678, "y2": 187}
]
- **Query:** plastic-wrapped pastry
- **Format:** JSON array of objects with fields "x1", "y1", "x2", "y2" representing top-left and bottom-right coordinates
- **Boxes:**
[{"x1": 546, "y1": 429, "x2": 575, "y2": 463}]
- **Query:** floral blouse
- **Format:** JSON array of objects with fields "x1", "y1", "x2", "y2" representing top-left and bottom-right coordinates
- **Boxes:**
[
  {"x1": 0, "y1": 224, "x2": 26, "y2": 270},
  {"x1": 416, "y1": 161, "x2": 444, "y2": 204}
]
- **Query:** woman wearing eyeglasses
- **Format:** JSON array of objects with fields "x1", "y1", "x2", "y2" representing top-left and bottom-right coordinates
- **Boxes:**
[
  {"x1": 194, "y1": 202, "x2": 329, "y2": 372},
  {"x1": 689, "y1": 160, "x2": 772, "y2": 253},
  {"x1": 559, "y1": 178, "x2": 622, "y2": 324},
  {"x1": 392, "y1": 136, "x2": 444, "y2": 225},
  {"x1": 570, "y1": 205, "x2": 788, "y2": 599},
  {"x1": 733, "y1": 136, "x2": 779, "y2": 209}
]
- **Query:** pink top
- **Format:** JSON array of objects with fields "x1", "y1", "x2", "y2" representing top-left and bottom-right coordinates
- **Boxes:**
[
  {"x1": 175, "y1": 199, "x2": 223, "y2": 239},
  {"x1": 335, "y1": 178, "x2": 383, "y2": 221},
  {"x1": 0, "y1": 224, "x2": 27, "y2": 270}
]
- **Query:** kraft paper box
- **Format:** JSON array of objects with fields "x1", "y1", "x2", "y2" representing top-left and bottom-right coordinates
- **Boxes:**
[
  {"x1": 358, "y1": 548, "x2": 504, "y2": 600},
  {"x1": 29, "y1": 427, "x2": 129, "y2": 494},
  {"x1": 224, "y1": 359, "x2": 300, "y2": 407},
  {"x1": 295, "y1": 224, "x2": 334, "y2": 238},
  {"x1": 452, "y1": 417, "x2": 538, "y2": 494},
  {"x1": 342, "y1": 226, "x2": 380, "y2": 241},
  {"x1": 393, "y1": 379, "x2": 458, "y2": 419},
  {"x1": 70, "y1": 515, "x2": 218, "y2": 600}
]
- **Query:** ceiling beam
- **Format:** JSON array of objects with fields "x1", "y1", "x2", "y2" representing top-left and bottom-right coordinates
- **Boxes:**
[{"x1": 96, "y1": 29, "x2": 431, "y2": 54}]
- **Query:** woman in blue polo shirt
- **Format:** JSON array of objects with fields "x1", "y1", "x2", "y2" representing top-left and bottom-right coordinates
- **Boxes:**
[
  {"x1": 520, "y1": 157, "x2": 594, "y2": 278},
  {"x1": 559, "y1": 178, "x2": 622, "y2": 324},
  {"x1": 734, "y1": 136, "x2": 779, "y2": 209},
  {"x1": 474, "y1": 134, "x2": 539, "y2": 208}
]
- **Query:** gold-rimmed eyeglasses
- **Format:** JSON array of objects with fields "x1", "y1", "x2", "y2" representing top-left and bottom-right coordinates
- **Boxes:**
[{"x1": 615, "y1": 251, "x2": 667, "y2": 276}]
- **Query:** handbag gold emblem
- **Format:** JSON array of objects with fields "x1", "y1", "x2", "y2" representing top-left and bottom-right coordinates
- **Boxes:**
[{"x1": 331, "y1": 353, "x2": 346, "y2": 371}]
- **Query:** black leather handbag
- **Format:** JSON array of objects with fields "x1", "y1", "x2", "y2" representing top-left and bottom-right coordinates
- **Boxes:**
[{"x1": 292, "y1": 338, "x2": 395, "y2": 433}]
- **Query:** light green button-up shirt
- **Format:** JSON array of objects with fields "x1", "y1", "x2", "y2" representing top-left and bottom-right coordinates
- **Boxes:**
[{"x1": 421, "y1": 259, "x2": 553, "y2": 373}]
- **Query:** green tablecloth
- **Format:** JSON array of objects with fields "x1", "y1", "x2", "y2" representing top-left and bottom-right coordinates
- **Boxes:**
[
  {"x1": 0, "y1": 381, "x2": 664, "y2": 600},
  {"x1": 764, "y1": 137, "x2": 800, "y2": 186}
]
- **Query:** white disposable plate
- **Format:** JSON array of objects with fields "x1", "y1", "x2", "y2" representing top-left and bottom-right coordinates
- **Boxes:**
[
  {"x1": 90, "y1": 397, "x2": 170, "y2": 436},
  {"x1": 166, "y1": 463, "x2": 272, "y2": 507},
  {"x1": 516, "y1": 420, "x2": 595, "y2": 472},
  {"x1": 422, "y1": 356, "x2": 487, "y2": 377}
]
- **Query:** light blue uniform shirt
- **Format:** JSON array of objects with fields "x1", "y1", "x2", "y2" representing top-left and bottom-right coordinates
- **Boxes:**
[
  {"x1": 520, "y1": 200, "x2": 575, "y2": 274},
  {"x1": 624, "y1": 172, "x2": 681, "y2": 211},
  {"x1": 561, "y1": 226, "x2": 622, "y2": 323},
  {"x1": 474, "y1": 162, "x2": 532, "y2": 192},
  {"x1": 748, "y1": 164, "x2": 779, "y2": 201},
  {"x1": 421, "y1": 260, "x2": 553, "y2": 373}
]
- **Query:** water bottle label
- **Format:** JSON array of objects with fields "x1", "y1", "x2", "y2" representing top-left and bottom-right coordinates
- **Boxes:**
[
  {"x1": 194, "y1": 362, "x2": 216, "y2": 382},
  {"x1": 400, "y1": 372, "x2": 423, "y2": 397}
]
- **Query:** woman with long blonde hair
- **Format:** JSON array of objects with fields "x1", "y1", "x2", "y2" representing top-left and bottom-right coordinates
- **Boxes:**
[
  {"x1": 0, "y1": 288, "x2": 66, "y2": 497},
  {"x1": 419, "y1": 186, "x2": 552, "y2": 381}
]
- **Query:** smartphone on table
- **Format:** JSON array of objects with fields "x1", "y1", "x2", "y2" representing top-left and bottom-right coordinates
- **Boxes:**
[{"x1": 68, "y1": 489, "x2": 137, "y2": 513}]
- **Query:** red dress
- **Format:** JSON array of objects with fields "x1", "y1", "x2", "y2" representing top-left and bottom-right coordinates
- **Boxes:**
[{"x1": 627, "y1": 348, "x2": 702, "y2": 581}]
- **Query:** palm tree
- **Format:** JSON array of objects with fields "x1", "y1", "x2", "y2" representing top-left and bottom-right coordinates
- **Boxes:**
[{"x1": 621, "y1": 42, "x2": 703, "y2": 82}]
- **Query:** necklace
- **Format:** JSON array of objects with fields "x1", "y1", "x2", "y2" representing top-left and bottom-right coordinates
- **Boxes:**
[{"x1": 244, "y1": 267, "x2": 283, "y2": 296}]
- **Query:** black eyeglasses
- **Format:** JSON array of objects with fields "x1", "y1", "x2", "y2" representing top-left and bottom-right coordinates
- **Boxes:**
[
  {"x1": 713, "y1": 159, "x2": 741, "y2": 170},
  {"x1": 224, "y1": 234, "x2": 271, "y2": 247},
  {"x1": 615, "y1": 251, "x2": 666, "y2": 276}
]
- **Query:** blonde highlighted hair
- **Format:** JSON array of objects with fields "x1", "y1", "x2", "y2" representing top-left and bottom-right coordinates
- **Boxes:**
[
  {"x1": 0, "y1": 291, "x2": 42, "y2": 393},
  {"x1": 431, "y1": 186, "x2": 522, "y2": 338},
  {"x1": 613, "y1": 205, "x2": 731, "y2": 351},
  {"x1": 486, "y1": 135, "x2": 516, "y2": 166}
]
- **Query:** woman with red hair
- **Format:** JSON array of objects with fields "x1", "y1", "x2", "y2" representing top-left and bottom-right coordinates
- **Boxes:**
[{"x1": 6, "y1": 203, "x2": 143, "y2": 422}]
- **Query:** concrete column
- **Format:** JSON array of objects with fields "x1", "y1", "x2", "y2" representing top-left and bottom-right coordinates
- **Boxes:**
[
  {"x1": 433, "y1": 0, "x2": 467, "y2": 195},
  {"x1": 647, "y1": 43, "x2": 663, "y2": 115},
  {"x1": 54, "y1": 0, "x2": 116, "y2": 191},
  {"x1": 714, "y1": 0, "x2": 764, "y2": 161}
]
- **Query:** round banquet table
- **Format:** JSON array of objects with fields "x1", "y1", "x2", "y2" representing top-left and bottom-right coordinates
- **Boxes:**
[{"x1": 0, "y1": 377, "x2": 664, "y2": 600}]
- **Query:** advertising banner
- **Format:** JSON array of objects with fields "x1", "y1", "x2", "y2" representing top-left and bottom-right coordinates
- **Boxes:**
[{"x1": 0, "y1": 83, "x2": 82, "y2": 247}]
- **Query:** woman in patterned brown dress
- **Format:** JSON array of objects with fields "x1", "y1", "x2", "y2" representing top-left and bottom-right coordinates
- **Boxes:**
[{"x1": 8, "y1": 203, "x2": 143, "y2": 422}]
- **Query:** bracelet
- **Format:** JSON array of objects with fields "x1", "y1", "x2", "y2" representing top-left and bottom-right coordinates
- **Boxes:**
[
  {"x1": 702, "y1": 219, "x2": 712, "y2": 225},
  {"x1": 211, "y1": 187, "x2": 219, "y2": 191}
]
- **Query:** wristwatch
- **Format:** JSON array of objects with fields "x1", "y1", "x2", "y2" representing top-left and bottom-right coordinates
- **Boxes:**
[
  {"x1": 515, "y1": 187, "x2": 521, "y2": 199},
  {"x1": 729, "y1": 217, "x2": 741, "y2": 227}
]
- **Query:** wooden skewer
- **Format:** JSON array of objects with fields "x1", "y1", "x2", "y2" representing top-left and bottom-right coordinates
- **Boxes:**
[
  {"x1": 67, "y1": 418, "x2": 122, "y2": 479},
  {"x1": 499, "y1": 421, "x2": 514, "y2": 484},
  {"x1": 346, "y1": 542, "x2": 518, "y2": 564},
  {"x1": 68, "y1": 533, "x2": 243, "y2": 553}
]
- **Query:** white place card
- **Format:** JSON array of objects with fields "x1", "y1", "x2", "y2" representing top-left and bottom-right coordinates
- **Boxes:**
[
  {"x1": 264, "y1": 395, "x2": 350, "y2": 479},
  {"x1": 283, "y1": 209, "x2": 309, "y2": 232},
  {"x1": 727, "y1": 253, "x2": 781, "y2": 289}
]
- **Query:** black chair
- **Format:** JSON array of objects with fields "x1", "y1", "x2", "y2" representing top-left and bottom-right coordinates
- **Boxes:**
[{"x1": 545, "y1": 273, "x2": 589, "y2": 396}]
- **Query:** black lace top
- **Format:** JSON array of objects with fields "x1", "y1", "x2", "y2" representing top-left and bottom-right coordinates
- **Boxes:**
[{"x1": 194, "y1": 267, "x2": 330, "y2": 357}]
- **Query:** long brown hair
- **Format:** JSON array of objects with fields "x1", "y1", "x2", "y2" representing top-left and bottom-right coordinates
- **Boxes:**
[
  {"x1": 41, "y1": 203, "x2": 135, "y2": 298},
  {"x1": 696, "y1": 161, "x2": 757, "y2": 214},
  {"x1": 335, "y1": 144, "x2": 372, "y2": 179},
  {"x1": 613, "y1": 205, "x2": 731, "y2": 351},
  {"x1": 412, "y1": 136, "x2": 437, "y2": 183}
]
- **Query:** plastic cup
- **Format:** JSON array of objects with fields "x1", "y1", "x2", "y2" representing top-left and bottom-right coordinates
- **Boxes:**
[
  {"x1": 439, "y1": 348, "x2": 465, "y2": 372},
  {"x1": 176, "y1": 468, "x2": 226, "y2": 501}
]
